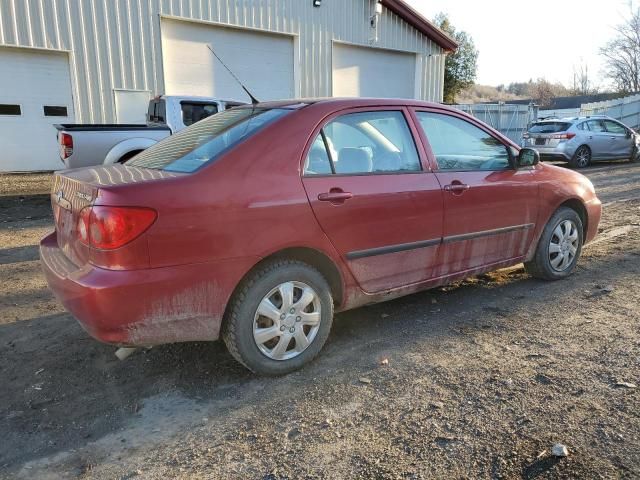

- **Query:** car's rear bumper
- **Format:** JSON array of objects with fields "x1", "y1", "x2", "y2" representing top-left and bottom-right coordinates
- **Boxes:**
[
  {"x1": 40, "y1": 232, "x2": 258, "y2": 346},
  {"x1": 525, "y1": 141, "x2": 574, "y2": 161}
]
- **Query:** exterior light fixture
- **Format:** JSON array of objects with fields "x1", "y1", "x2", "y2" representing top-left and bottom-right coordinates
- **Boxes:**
[{"x1": 313, "y1": 0, "x2": 321, "y2": 6}]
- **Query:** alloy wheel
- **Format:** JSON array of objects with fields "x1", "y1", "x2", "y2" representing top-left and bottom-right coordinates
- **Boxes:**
[
  {"x1": 548, "y1": 220, "x2": 579, "y2": 272},
  {"x1": 253, "y1": 281, "x2": 322, "y2": 361},
  {"x1": 575, "y1": 147, "x2": 590, "y2": 168}
]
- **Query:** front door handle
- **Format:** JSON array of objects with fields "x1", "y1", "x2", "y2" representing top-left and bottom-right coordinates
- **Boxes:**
[
  {"x1": 444, "y1": 183, "x2": 470, "y2": 194},
  {"x1": 318, "y1": 189, "x2": 353, "y2": 203}
]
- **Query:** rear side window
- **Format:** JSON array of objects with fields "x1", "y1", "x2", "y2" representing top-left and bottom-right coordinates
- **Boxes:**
[
  {"x1": 529, "y1": 122, "x2": 571, "y2": 133},
  {"x1": 586, "y1": 120, "x2": 606, "y2": 132},
  {"x1": 304, "y1": 111, "x2": 421, "y2": 175},
  {"x1": 127, "y1": 108, "x2": 290, "y2": 173},
  {"x1": 148, "y1": 100, "x2": 166, "y2": 123},
  {"x1": 181, "y1": 102, "x2": 219, "y2": 126}
]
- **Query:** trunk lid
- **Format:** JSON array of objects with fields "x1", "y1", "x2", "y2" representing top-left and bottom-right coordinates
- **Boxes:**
[
  {"x1": 51, "y1": 174, "x2": 98, "y2": 266},
  {"x1": 52, "y1": 165, "x2": 181, "y2": 266}
]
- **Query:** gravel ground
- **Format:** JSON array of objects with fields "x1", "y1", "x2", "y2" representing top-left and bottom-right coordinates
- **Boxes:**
[{"x1": 0, "y1": 163, "x2": 639, "y2": 479}]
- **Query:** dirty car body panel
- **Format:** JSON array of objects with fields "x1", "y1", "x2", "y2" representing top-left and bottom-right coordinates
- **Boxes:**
[{"x1": 40, "y1": 98, "x2": 602, "y2": 348}]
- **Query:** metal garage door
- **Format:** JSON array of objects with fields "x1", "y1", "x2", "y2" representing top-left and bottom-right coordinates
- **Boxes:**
[
  {"x1": 332, "y1": 43, "x2": 417, "y2": 99},
  {"x1": 0, "y1": 47, "x2": 74, "y2": 172},
  {"x1": 161, "y1": 19, "x2": 295, "y2": 102}
]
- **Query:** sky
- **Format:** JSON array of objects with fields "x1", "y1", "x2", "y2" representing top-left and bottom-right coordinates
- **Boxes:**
[{"x1": 407, "y1": 0, "x2": 635, "y2": 88}]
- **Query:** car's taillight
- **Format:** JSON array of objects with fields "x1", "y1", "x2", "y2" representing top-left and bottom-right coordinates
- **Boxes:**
[
  {"x1": 551, "y1": 132, "x2": 576, "y2": 140},
  {"x1": 77, "y1": 207, "x2": 91, "y2": 245},
  {"x1": 76, "y1": 206, "x2": 157, "y2": 250},
  {"x1": 59, "y1": 133, "x2": 73, "y2": 159}
]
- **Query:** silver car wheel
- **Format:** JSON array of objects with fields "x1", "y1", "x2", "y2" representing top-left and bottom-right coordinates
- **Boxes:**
[
  {"x1": 253, "y1": 281, "x2": 322, "y2": 361},
  {"x1": 549, "y1": 219, "x2": 579, "y2": 272},
  {"x1": 575, "y1": 147, "x2": 590, "y2": 167}
]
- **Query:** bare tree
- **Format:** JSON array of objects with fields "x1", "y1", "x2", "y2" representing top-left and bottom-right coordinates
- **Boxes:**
[
  {"x1": 601, "y1": 8, "x2": 640, "y2": 93},
  {"x1": 571, "y1": 62, "x2": 597, "y2": 95}
]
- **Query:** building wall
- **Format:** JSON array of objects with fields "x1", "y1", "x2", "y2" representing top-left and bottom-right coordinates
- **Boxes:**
[{"x1": 0, "y1": 0, "x2": 446, "y2": 123}]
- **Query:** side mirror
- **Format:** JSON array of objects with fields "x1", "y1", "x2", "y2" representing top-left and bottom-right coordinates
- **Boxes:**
[
  {"x1": 626, "y1": 129, "x2": 633, "y2": 138},
  {"x1": 516, "y1": 148, "x2": 539, "y2": 168}
]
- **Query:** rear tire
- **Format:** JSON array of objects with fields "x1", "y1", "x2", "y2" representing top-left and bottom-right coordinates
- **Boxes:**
[
  {"x1": 525, "y1": 207, "x2": 583, "y2": 281},
  {"x1": 569, "y1": 145, "x2": 591, "y2": 168},
  {"x1": 222, "y1": 260, "x2": 333, "y2": 376}
]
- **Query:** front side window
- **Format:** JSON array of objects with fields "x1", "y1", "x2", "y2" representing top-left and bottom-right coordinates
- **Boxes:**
[
  {"x1": 603, "y1": 120, "x2": 627, "y2": 134},
  {"x1": 181, "y1": 102, "x2": 219, "y2": 126},
  {"x1": 417, "y1": 112, "x2": 509, "y2": 171},
  {"x1": 304, "y1": 111, "x2": 421, "y2": 175},
  {"x1": 127, "y1": 107, "x2": 290, "y2": 173}
]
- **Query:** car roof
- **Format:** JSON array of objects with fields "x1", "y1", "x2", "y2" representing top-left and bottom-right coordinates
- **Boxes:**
[
  {"x1": 536, "y1": 115, "x2": 615, "y2": 123},
  {"x1": 237, "y1": 97, "x2": 451, "y2": 111}
]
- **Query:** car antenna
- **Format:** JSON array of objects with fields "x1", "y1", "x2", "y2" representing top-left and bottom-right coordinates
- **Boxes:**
[{"x1": 206, "y1": 44, "x2": 260, "y2": 105}]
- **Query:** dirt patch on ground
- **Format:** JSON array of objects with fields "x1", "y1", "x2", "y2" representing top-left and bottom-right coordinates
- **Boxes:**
[{"x1": 0, "y1": 164, "x2": 639, "y2": 479}]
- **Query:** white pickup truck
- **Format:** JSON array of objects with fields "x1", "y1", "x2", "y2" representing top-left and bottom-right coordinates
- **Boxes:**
[{"x1": 54, "y1": 95, "x2": 245, "y2": 168}]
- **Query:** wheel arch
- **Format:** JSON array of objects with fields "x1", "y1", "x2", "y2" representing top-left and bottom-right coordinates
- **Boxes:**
[
  {"x1": 117, "y1": 149, "x2": 143, "y2": 163},
  {"x1": 224, "y1": 247, "x2": 345, "y2": 318},
  {"x1": 557, "y1": 198, "x2": 588, "y2": 239},
  {"x1": 103, "y1": 138, "x2": 157, "y2": 165}
]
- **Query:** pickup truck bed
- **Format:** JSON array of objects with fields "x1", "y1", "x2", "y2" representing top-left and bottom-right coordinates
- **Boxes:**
[
  {"x1": 55, "y1": 124, "x2": 170, "y2": 131},
  {"x1": 55, "y1": 124, "x2": 171, "y2": 169}
]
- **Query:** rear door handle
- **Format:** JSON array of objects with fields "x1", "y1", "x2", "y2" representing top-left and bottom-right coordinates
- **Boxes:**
[
  {"x1": 444, "y1": 183, "x2": 470, "y2": 193},
  {"x1": 318, "y1": 189, "x2": 353, "y2": 203}
]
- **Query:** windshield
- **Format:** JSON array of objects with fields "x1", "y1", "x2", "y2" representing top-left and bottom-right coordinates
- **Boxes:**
[
  {"x1": 529, "y1": 122, "x2": 571, "y2": 134},
  {"x1": 127, "y1": 108, "x2": 290, "y2": 172}
]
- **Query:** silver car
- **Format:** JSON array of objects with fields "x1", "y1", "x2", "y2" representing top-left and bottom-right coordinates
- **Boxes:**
[{"x1": 523, "y1": 116, "x2": 640, "y2": 168}]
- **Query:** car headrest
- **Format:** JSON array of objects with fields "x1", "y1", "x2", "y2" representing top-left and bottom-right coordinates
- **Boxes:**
[{"x1": 336, "y1": 148, "x2": 372, "y2": 174}]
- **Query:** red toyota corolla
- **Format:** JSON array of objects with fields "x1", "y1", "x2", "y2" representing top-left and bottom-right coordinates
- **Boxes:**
[{"x1": 41, "y1": 98, "x2": 601, "y2": 374}]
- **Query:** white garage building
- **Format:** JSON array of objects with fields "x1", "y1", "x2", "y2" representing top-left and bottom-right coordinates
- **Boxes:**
[{"x1": 0, "y1": 0, "x2": 456, "y2": 172}]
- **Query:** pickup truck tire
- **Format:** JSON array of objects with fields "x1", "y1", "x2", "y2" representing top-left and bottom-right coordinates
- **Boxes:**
[
  {"x1": 118, "y1": 150, "x2": 143, "y2": 164},
  {"x1": 222, "y1": 260, "x2": 333, "y2": 376},
  {"x1": 525, "y1": 207, "x2": 583, "y2": 281}
]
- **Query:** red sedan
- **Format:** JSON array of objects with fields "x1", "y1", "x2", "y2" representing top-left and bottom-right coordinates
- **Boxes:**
[{"x1": 41, "y1": 98, "x2": 602, "y2": 375}]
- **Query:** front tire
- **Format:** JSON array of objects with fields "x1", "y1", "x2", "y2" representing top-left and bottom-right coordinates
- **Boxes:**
[
  {"x1": 222, "y1": 260, "x2": 334, "y2": 375},
  {"x1": 569, "y1": 145, "x2": 591, "y2": 168},
  {"x1": 630, "y1": 145, "x2": 640, "y2": 163},
  {"x1": 525, "y1": 207, "x2": 583, "y2": 280}
]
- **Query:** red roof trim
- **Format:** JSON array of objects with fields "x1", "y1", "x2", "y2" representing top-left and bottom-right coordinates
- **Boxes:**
[{"x1": 380, "y1": 0, "x2": 458, "y2": 52}]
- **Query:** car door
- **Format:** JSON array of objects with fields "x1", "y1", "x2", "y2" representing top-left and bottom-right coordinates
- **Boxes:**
[
  {"x1": 584, "y1": 120, "x2": 610, "y2": 159},
  {"x1": 412, "y1": 108, "x2": 539, "y2": 276},
  {"x1": 603, "y1": 119, "x2": 634, "y2": 159},
  {"x1": 301, "y1": 108, "x2": 444, "y2": 293}
]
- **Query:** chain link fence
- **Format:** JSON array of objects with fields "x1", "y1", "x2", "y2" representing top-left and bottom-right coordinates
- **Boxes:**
[{"x1": 451, "y1": 102, "x2": 538, "y2": 143}]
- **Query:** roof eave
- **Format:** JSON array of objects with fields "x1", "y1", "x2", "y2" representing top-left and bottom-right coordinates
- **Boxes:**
[{"x1": 380, "y1": 0, "x2": 458, "y2": 52}]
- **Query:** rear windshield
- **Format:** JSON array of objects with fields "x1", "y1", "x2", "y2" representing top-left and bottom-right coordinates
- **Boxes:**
[
  {"x1": 529, "y1": 122, "x2": 571, "y2": 134},
  {"x1": 127, "y1": 107, "x2": 290, "y2": 172}
]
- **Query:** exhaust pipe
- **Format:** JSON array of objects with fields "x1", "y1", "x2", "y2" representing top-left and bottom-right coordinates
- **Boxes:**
[{"x1": 115, "y1": 347, "x2": 138, "y2": 361}]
